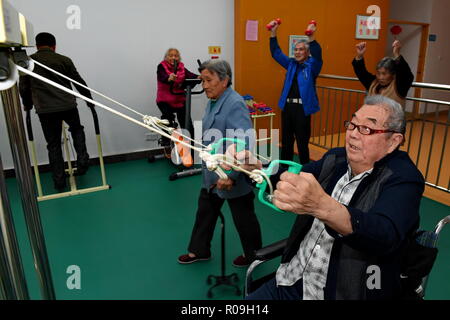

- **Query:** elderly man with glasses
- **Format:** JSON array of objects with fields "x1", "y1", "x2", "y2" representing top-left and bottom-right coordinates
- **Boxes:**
[{"x1": 232, "y1": 95, "x2": 425, "y2": 300}]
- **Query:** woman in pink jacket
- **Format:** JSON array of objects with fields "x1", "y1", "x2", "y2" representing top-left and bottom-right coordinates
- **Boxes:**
[{"x1": 156, "y1": 48, "x2": 198, "y2": 146}]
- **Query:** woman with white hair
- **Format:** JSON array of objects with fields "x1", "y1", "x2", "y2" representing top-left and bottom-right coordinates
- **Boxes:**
[{"x1": 156, "y1": 48, "x2": 199, "y2": 147}]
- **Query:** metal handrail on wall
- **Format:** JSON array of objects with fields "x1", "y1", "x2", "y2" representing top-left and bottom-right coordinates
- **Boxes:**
[{"x1": 312, "y1": 74, "x2": 450, "y2": 194}]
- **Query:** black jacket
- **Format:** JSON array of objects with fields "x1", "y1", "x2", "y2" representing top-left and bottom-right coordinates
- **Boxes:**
[
  {"x1": 351, "y1": 56, "x2": 414, "y2": 98},
  {"x1": 19, "y1": 48, "x2": 93, "y2": 114}
]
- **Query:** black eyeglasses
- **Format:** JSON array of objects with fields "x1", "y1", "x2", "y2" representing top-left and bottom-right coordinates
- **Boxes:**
[{"x1": 344, "y1": 120, "x2": 397, "y2": 135}]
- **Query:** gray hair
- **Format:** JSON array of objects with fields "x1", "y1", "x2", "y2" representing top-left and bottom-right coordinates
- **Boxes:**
[
  {"x1": 295, "y1": 39, "x2": 310, "y2": 51},
  {"x1": 376, "y1": 57, "x2": 396, "y2": 74},
  {"x1": 199, "y1": 59, "x2": 232, "y2": 87},
  {"x1": 163, "y1": 48, "x2": 181, "y2": 60},
  {"x1": 364, "y1": 95, "x2": 406, "y2": 134}
]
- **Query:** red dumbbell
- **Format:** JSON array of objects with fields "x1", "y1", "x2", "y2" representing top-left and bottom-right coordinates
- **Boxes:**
[
  {"x1": 305, "y1": 20, "x2": 317, "y2": 36},
  {"x1": 266, "y1": 18, "x2": 282, "y2": 31}
]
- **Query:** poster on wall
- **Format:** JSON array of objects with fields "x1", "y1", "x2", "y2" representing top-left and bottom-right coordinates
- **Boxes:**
[
  {"x1": 288, "y1": 35, "x2": 309, "y2": 58},
  {"x1": 356, "y1": 15, "x2": 379, "y2": 39},
  {"x1": 245, "y1": 20, "x2": 258, "y2": 41}
]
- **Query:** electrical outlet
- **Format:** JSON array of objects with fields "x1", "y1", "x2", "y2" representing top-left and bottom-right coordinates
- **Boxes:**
[{"x1": 146, "y1": 133, "x2": 159, "y2": 141}]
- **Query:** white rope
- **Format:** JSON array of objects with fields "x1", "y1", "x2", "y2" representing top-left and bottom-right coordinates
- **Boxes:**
[
  {"x1": 251, "y1": 169, "x2": 273, "y2": 195},
  {"x1": 32, "y1": 59, "x2": 271, "y2": 160},
  {"x1": 199, "y1": 151, "x2": 228, "y2": 180},
  {"x1": 32, "y1": 58, "x2": 145, "y2": 118},
  {"x1": 200, "y1": 153, "x2": 275, "y2": 196},
  {"x1": 142, "y1": 115, "x2": 172, "y2": 131},
  {"x1": 256, "y1": 153, "x2": 271, "y2": 162},
  {"x1": 32, "y1": 58, "x2": 208, "y2": 149},
  {"x1": 17, "y1": 64, "x2": 204, "y2": 155},
  {"x1": 17, "y1": 63, "x2": 275, "y2": 194}
]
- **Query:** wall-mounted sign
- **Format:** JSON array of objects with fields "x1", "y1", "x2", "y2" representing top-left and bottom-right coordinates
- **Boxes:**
[
  {"x1": 208, "y1": 46, "x2": 221, "y2": 55},
  {"x1": 288, "y1": 35, "x2": 309, "y2": 58},
  {"x1": 355, "y1": 15, "x2": 379, "y2": 40}
]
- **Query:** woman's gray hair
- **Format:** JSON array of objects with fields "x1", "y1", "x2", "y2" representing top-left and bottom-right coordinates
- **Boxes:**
[
  {"x1": 376, "y1": 57, "x2": 396, "y2": 74},
  {"x1": 199, "y1": 59, "x2": 232, "y2": 87},
  {"x1": 164, "y1": 48, "x2": 181, "y2": 60},
  {"x1": 364, "y1": 95, "x2": 406, "y2": 134}
]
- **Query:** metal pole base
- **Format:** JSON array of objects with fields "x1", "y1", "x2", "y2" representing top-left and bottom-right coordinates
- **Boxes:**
[
  {"x1": 206, "y1": 274, "x2": 241, "y2": 298},
  {"x1": 169, "y1": 168, "x2": 202, "y2": 181}
]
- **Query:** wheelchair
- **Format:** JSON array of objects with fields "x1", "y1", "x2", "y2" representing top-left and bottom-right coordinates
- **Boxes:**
[{"x1": 245, "y1": 215, "x2": 450, "y2": 299}]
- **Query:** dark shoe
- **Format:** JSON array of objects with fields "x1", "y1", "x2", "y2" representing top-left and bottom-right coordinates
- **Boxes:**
[
  {"x1": 232, "y1": 255, "x2": 251, "y2": 268},
  {"x1": 75, "y1": 160, "x2": 89, "y2": 176},
  {"x1": 75, "y1": 164, "x2": 89, "y2": 176},
  {"x1": 54, "y1": 179, "x2": 67, "y2": 192},
  {"x1": 177, "y1": 253, "x2": 211, "y2": 264}
]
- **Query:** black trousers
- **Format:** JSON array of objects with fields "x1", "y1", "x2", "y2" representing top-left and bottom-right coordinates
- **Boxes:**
[
  {"x1": 188, "y1": 189, "x2": 262, "y2": 260},
  {"x1": 38, "y1": 108, "x2": 89, "y2": 183},
  {"x1": 246, "y1": 277, "x2": 304, "y2": 300},
  {"x1": 281, "y1": 103, "x2": 311, "y2": 165},
  {"x1": 157, "y1": 102, "x2": 194, "y2": 145}
]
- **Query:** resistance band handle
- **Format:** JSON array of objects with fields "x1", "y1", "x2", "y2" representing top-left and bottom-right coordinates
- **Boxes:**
[
  {"x1": 286, "y1": 162, "x2": 302, "y2": 174},
  {"x1": 209, "y1": 138, "x2": 246, "y2": 155},
  {"x1": 256, "y1": 160, "x2": 302, "y2": 213},
  {"x1": 209, "y1": 138, "x2": 246, "y2": 175}
]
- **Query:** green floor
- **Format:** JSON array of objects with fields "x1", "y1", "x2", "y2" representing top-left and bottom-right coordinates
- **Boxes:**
[{"x1": 4, "y1": 158, "x2": 450, "y2": 300}]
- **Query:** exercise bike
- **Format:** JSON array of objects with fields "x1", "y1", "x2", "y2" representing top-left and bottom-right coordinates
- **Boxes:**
[{"x1": 148, "y1": 66, "x2": 203, "y2": 181}]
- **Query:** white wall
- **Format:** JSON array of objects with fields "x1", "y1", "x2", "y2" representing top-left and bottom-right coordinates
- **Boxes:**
[
  {"x1": 388, "y1": 0, "x2": 450, "y2": 112},
  {"x1": 1, "y1": 0, "x2": 234, "y2": 169},
  {"x1": 385, "y1": 23, "x2": 422, "y2": 112},
  {"x1": 423, "y1": 0, "x2": 450, "y2": 103},
  {"x1": 389, "y1": 0, "x2": 432, "y2": 23}
]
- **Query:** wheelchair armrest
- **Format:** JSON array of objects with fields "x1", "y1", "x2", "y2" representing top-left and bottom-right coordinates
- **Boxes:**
[
  {"x1": 245, "y1": 238, "x2": 288, "y2": 297},
  {"x1": 254, "y1": 238, "x2": 288, "y2": 261}
]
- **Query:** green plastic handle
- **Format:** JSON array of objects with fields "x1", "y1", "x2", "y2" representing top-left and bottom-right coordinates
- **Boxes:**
[
  {"x1": 209, "y1": 138, "x2": 246, "y2": 174},
  {"x1": 209, "y1": 138, "x2": 246, "y2": 155},
  {"x1": 256, "y1": 160, "x2": 302, "y2": 213}
]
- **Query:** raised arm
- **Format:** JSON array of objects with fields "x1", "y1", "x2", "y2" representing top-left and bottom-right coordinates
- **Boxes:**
[
  {"x1": 268, "y1": 20, "x2": 290, "y2": 69},
  {"x1": 392, "y1": 40, "x2": 414, "y2": 97},
  {"x1": 306, "y1": 22, "x2": 323, "y2": 77},
  {"x1": 352, "y1": 42, "x2": 376, "y2": 90}
]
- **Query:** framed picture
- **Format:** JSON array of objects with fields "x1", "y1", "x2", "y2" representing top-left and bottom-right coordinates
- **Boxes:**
[
  {"x1": 289, "y1": 35, "x2": 309, "y2": 58},
  {"x1": 356, "y1": 15, "x2": 379, "y2": 39}
]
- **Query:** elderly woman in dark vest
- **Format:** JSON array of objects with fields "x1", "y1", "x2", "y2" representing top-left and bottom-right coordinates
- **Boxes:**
[{"x1": 352, "y1": 40, "x2": 414, "y2": 108}]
